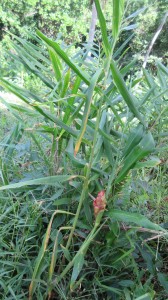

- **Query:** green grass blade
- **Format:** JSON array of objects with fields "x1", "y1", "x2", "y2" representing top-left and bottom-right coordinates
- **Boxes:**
[
  {"x1": 143, "y1": 69, "x2": 158, "y2": 97},
  {"x1": 48, "y1": 227, "x2": 71, "y2": 280},
  {"x1": 29, "y1": 212, "x2": 55, "y2": 299},
  {"x1": 11, "y1": 42, "x2": 49, "y2": 72},
  {"x1": 30, "y1": 133, "x2": 50, "y2": 168},
  {"x1": 66, "y1": 151, "x2": 106, "y2": 175},
  {"x1": 134, "y1": 157, "x2": 161, "y2": 169},
  {"x1": 29, "y1": 211, "x2": 74, "y2": 300}
]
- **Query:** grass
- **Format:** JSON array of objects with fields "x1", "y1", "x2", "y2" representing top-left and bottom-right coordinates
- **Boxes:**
[
  {"x1": 0, "y1": 0, "x2": 168, "y2": 299},
  {"x1": 0, "y1": 93, "x2": 16, "y2": 140},
  {"x1": 0, "y1": 77, "x2": 167, "y2": 300},
  {"x1": 0, "y1": 96, "x2": 167, "y2": 299}
]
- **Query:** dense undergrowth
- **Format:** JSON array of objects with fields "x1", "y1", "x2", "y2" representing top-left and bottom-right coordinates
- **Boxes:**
[{"x1": 0, "y1": 0, "x2": 168, "y2": 299}]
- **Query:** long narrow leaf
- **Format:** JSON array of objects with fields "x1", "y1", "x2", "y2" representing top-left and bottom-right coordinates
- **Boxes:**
[
  {"x1": 61, "y1": 69, "x2": 71, "y2": 97},
  {"x1": 110, "y1": 60, "x2": 146, "y2": 125},
  {"x1": 123, "y1": 125, "x2": 144, "y2": 157},
  {"x1": 0, "y1": 78, "x2": 91, "y2": 142},
  {"x1": 29, "y1": 211, "x2": 74, "y2": 300},
  {"x1": 0, "y1": 175, "x2": 84, "y2": 190},
  {"x1": 112, "y1": 0, "x2": 125, "y2": 40},
  {"x1": 48, "y1": 47, "x2": 62, "y2": 81},
  {"x1": 37, "y1": 30, "x2": 90, "y2": 85},
  {"x1": 70, "y1": 253, "x2": 85, "y2": 290},
  {"x1": 107, "y1": 210, "x2": 165, "y2": 231},
  {"x1": 63, "y1": 76, "x2": 81, "y2": 124},
  {"x1": 115, "y1": 132, "x2": 155, "y2": 183},
  {"x1": 94, "y1": 0, "x2": 111, "y2": 56},
  {"x1": 74, "y1": 69, "x2": 101, "y2": 155}
]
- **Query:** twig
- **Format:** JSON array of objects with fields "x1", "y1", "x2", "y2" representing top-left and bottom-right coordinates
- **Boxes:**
[
  {"x1": 142, "y1": 233, "x2": 168, "y2": 244},
  {"x1": 120, "y1": 224, "x2": 165, "y2": 235},
  {"x1": 143, "y1": 11, "x2": 168, "y2": 68}
]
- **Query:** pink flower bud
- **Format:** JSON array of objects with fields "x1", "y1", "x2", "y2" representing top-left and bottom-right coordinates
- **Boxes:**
[{"x1": 93, "y1": 190, "x2": 106, "y2": 217}]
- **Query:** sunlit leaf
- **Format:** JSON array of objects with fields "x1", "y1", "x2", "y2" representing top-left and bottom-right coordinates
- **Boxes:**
[
  {"x1": 94, "y1": 0, "x2": 111, "y2": 56},
  {"x1": 37, "y1": 30, "x2": 90, "y2": 85},
  {"x1": 113, "y1": 0, "x2": 125, "y2": 40}
]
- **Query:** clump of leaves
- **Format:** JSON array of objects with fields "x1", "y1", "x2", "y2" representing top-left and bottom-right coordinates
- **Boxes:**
[{"x1": 0, "y1": 0, "x2": 168, "y2": 299}]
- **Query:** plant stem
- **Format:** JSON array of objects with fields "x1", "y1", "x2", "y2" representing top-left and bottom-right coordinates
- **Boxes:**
[
  {"x1": 54, "y1": 213, "x2": 105, "y2": 285},
  {"x1": 65, "y1": 104, "x2": 102, "y2": 250}
]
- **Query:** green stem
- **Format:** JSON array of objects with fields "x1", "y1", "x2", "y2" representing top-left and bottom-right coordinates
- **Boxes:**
[
  {"x1": 65, "y1": 170, "x2": 90, "y2": 250},
  {"x1": 50, "y1": 130, "x2": 58, "y2": 175},
  {"x1": 54, "y1": 212, "x2": 105, "y2": 285},
  {"x1": 65, "y1": 105, "x2": 102, "y2": 250}
]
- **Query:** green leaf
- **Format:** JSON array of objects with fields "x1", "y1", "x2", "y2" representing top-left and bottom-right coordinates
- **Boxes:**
[
  {"x1": 9, "y1": 43, "x2": 54, "y2": 89},
  {"x1": 125, "y1": 7, "x2": 146, "y2": 20},
  {"x1": 29, "y1": 212, "x2": 55, "y2": 299},
  {"x1": 112, "y1": 0, "x2": 125, "y2": 40},
  {"x1": 48, "y1": 47, "x2": 62, "y2": 81},
  {"x1": 134, "y1": 157, "x2": 161, "y2": 169},
  {"x1": 66, "y1": 138, "x2": 105, "y2": 175},
  {"x1": 37, "y1": 30, "x2": 90, "y2": 85},
  {"x1": 143, "y1": 69, "x2": 158, "y2": 96},
  {"x1": 113, "y1": 34, "x2": 134, "y2": 59},
  {"x1": 0, "y1": 78, "x2": 90, "y2": 141},
  {"x1": 123, "y1": 125, "x2": 144, "y2": 157},
  {"x1": 0, "y1": 175, "x2": 84, "y2": 190},
  {"x1": 70, "y1": 253, "x2": 85, "y2": 290},
  {"x1": 157, "y1": 61, "x2": 168, "y2": 76},
  {"x1": 115, "y1": 132, "x2": 155, "y2": 183},
  {"x1": 157, "y1": 273, "x2": 168, "y2": 293},
  {"x1": 107, "y1": 209, "x2": 165, "y2": 231},
  {"x1": 9, "y1": 33, "x2": 50, "y2": 64},
  {"x1": 63, "y1": 76, "x2": 81, "y2": 124},
  {"x1": 94, "y1": 0, "x2": 111, "y2": 56},
  {"x1": 0, "y1": 97, "x2": 22, "y2": 121},
  {"x1": 29, "y1": 211, "x2": 74, "y2": 300},
  {"x1": 74, "y1": 69, "x2": 102, "y2": 155},
  {"x1": 53, "y1": 198, "x2": 71, "y2": 206},
  {"x1": 113, "y1": 248, "x2": 135, "y2": 264},
  {"x1": 110, "y1": 60, "x2": 146, "y2": 125},
  {"x1": 96, "y1": 279, "x2": 121, "y2": 295},
  {"x1": 60, "y1": 69, "x2": 71, "y2": 97},
  {"x1": 134, "y1": 293, "x2": 155, "y2": 300}
]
